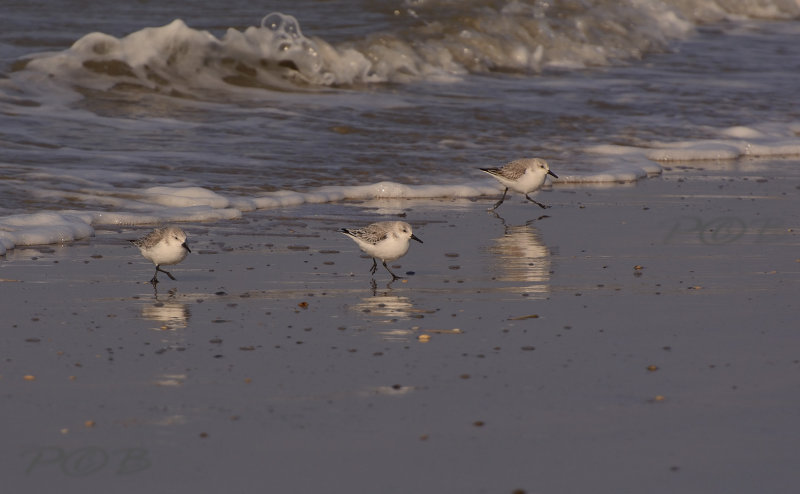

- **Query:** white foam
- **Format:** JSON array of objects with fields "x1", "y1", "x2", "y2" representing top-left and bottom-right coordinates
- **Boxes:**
[
  {"x1": 0, "y1": 6, "x2": 682, "y2": 94},
  {"x1": 143, "y1": 186, "x2": 231, "y2": 209},
  {"x1": 585, "y1": 122, "x2": 800, "y2": 162},
  {"x1": 0, "y1": 212, "x2": 95, "y2": 254},
  {"x1": 90, "y1": 208, "x2": 241, "y2": 227},
  {"x1": 2, "y1": 117, "x2": 799, "y2": 254},
  {"x1": 9, "y1": 0, "x2": 800, "y2": 98},
  {"x1": 719, "y1": 126, "x2": 766, "y2": 139},
  {"x1": 687, "y1": 0, "x2": 800, "y2": 22},
  {"x1": 0, "y1": 166, "x2": 656, "y2": 255},
  {"x1": 645, "y1": 142, "x2": 745, "y2": 161},
  {"x1": 11, "y1": 0, "x2": 799, "y2": 99},
  {"x1": 645, "y1": 122, "x2": 800, "y2": 161}
]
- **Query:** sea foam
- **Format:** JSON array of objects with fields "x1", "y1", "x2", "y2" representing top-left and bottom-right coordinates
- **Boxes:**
[
  {"x1": 4, "y1": 118, "x2": 800, "y2": 253},
  {"x1": 11, "y1": 0, "x2": 800, "y2": 99},
  {"x1": 0, "y1": 170, "x2": 604, "y2": 254},
  {"x1": 0, "y1": 212, "x2": 95, "y2": 255},
  {"x1": 0, "y1": 4, "x2": 736, "y2": 96}
]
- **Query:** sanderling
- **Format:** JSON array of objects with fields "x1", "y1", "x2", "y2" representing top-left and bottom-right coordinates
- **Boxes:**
[
  {"x1": 480, "y1": 158, "x2": 558, "y2": 210},
  {"x1": 340, "y1": 221, "x2": 423, "y2": 281},
  {"x1": 131, "y1": 226, "x2": 191, "y2": 284}
]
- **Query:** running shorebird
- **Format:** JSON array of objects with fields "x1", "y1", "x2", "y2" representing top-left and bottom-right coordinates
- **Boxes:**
[
  {"x1": 480, "y1": 158, "x2": 558, "y2": 210},
  {"x1": 131, "y1": 226, "x2": 191, "y2": 284},
  {"x1": 340, "y1": 221, "x2": 422, "y2": 281}
]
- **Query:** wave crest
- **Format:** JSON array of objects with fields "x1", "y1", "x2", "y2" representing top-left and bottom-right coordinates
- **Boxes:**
[{"x1": 13, "y1": 0, "x2": 800, "y2": 96}]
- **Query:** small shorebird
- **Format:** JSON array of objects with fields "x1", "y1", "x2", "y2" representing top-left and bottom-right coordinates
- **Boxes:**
[
  {"x1": 480, "y1": 158, "x2": 558, "y2": 210},
  {"x1": 131, "y1": 226, "x2": 191, "y2": 284},
  {"x1": 340, "y1": 221, "x2": 422, "y2": 281}
]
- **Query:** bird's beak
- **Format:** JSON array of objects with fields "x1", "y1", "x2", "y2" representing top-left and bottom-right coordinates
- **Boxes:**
[
  {"x1": 547, "y1": 170, "x2": 558, "y2": 179},
  {"x1": 182, "y1": 242, "x2": 191, "y2": 253},
  {"x1": 411, "y1": 234, "x2": 423, "y2": 244}
]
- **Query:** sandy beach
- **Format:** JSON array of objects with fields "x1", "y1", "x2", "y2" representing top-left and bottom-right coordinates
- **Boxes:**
[{"x1": 2, "y1": 161, "x2": 799, "y2": 493}]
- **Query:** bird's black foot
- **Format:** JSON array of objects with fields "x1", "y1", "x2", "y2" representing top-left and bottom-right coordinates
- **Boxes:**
[
  {"x1": 383, "y1": 261, "x2": 403, "y2": 281},
  {"x1": 489, "y1": 188, "x2": 509, "y2": 210},
  {"x1": 525, "y1": 194, "x2": 550, "y2": 209},
  {"x1": 156, "y1": 265, "x2": 177, "y2": 281}
]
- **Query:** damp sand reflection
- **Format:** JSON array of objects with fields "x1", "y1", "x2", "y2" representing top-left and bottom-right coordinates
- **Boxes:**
[
  {"x1": 487, "y1": 218, "x2": 551, "y2": 296},
  {"x1": 140, "y1": 288, "x2": 191, "y2": 330},
  {"x1": 351, "y1": 290, "x2": 415, "y2": 322}
]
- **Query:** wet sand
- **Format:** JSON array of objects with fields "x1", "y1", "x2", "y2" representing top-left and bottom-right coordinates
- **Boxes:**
[{"x1": 2, "y1": 161, "x2": 799, "y2": 494}]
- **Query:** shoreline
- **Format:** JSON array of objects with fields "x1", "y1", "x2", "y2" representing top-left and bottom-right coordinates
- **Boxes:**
[{"x1": 2, "y1": 165, "x2": 799, "y2": 493}]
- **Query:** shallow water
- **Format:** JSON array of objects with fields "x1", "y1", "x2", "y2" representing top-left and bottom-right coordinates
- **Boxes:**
[{"x1": 1, "y1": 0, "x2": 800, "y2": 252}]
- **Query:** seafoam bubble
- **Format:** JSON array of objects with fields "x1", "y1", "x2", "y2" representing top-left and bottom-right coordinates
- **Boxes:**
[
  {"x1": 645, "y1": 138, "x2": 800, "y2": 162},
  {"x1": 719, "y1": 126, "x2": 766, "y2": 139},
  {"x1": 646, "y1": 142, "x2": 744, "y2": 161},
  {"x1": 157, "y1": 207, "x2": 242, "y2": 222},
  {"x1": 746, "y1": 142, "x2": 800, "y2": 157},
  {"x1": 588, "y1": 123, "x2": 800, "y2": 163},
  {"x1": 333, "y1": 181, "x2": 495, "y2": 200},
  {"x1": 143, "y1": 186, "x2": 230, "y2": 208}
]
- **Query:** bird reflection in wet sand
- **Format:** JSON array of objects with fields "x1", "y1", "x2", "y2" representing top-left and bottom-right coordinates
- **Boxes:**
[
  {"x1": 488, "y1": 216, "x2": 552, "y2": 293},
  {"x1": 353, "y1": 285, "x2": 435, "y2": 341},
  {"x1": 352, "y1": 289, "x2": 415, "y2": 322},
  {"x1": 140, "y1": 287, "x2": 191, "y2": 330}
]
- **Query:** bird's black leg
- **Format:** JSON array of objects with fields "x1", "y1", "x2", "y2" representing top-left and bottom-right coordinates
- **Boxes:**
[
  {"x1": 369, "y1": 258, "x2": 378, "y2": 275},
  {"x1": 382, "y1": 260, "x2": 402, "y2": 281},
  {"x1": 150, "y1": 268, "x2": 159, "y2": 285},
  {"x1": 525, "y1": 194, "x2": 550, "y2": 209},
  {"x1": 156, "y1": 265, "x2": 177, "y2": 281},
  {"x1": 491, "y1": 188, "x2": 509, "y2": 210}
]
